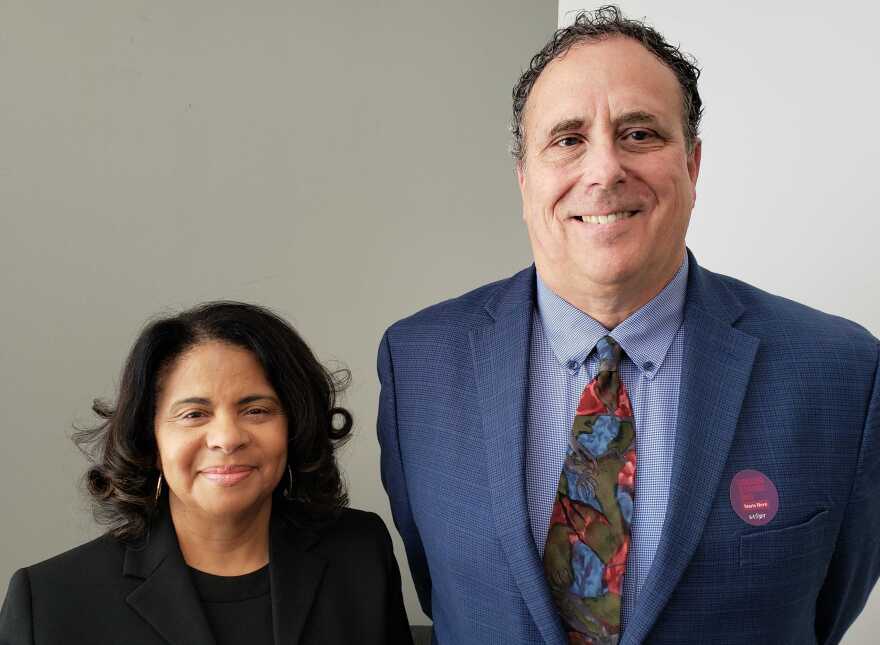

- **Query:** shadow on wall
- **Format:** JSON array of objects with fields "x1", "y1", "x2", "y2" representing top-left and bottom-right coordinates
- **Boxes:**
[{"x1": 412, "y1": 625, "x2": 432, "y2": 645}]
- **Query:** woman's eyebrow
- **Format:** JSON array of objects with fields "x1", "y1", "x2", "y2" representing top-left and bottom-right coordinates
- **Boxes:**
[
  {"x1": 172, "y1": 396, "x2": 210, "y2": 407},
  {"x1": 167, "y1": 394, "x2": 279, "y2": 412},
  {"x1": 237, "y1": 394, "x2": 280, "y2": 405},
  {"x1": 168, "y1": 397, "x2": 211, "y2": 412}
]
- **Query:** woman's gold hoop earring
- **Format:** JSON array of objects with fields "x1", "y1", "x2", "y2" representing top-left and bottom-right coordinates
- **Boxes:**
[
  {"x1": 154, "y1": 473, "x2": 163, "y2": 505},
  {"x1": 283, "y1": 465, "x2": 294, "y2": 500}
]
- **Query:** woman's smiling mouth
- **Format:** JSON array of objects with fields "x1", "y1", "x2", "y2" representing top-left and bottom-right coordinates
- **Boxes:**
[{"x1": 200, "y1": 465, "x2": 255, "y2": 485}]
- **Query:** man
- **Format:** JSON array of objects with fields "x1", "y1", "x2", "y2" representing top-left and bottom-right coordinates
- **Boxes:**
[{"x1": 377, "y1": 6, "x2": 880, "y2": 644}]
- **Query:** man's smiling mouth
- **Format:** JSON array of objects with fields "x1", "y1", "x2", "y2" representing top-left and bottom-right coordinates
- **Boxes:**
[{"x1": 571, "y1": 210, "x2": 639, "y2": 224}]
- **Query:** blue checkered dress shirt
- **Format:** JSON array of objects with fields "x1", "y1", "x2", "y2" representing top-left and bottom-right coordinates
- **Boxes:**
[{"x1": 527, "y1": 256, "x2": 688, "y2": 630}]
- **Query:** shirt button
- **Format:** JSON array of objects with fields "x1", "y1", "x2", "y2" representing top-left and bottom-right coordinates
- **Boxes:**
[
  {"x1": 643, "y1": 361, "x2": 655, "y2": 371},
  {"x1": 567, "y1": 360, "x2": 579, "y2": 371}
]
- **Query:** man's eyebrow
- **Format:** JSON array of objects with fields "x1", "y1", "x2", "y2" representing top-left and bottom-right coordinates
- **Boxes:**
[
  {"x1": 546, "y1": 112, "x2": 661, "y2": 140},
  {"x1": 615, "y1": 111, "x2": 661, "y2": 127},
  {"x1": 547, "y1": 118, "x2": 586, "y2": 140}
]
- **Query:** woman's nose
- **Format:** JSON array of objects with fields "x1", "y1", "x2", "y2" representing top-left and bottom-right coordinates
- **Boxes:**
[{"x1": 206, "y1": 413, "x2": 249, "y2": 453}]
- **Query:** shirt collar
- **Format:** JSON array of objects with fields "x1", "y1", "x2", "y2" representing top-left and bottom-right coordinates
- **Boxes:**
[{"x1": 536, "y1": 255, "x2": 688, "y2": 381}]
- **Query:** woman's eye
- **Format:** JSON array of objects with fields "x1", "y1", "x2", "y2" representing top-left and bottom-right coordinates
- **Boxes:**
[
  {"x1": 180, "y1": 410, "x2": 206, "y2": 420},
  {"x1": 245, "y1": 407, "x2": 269, "y2": 416}
]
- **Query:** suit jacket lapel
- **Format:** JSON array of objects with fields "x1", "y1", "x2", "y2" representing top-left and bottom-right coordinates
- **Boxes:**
[
  {"x1": 124, "y1": 508, "x2": 216, "y2": 645},
  {"x1": 470, "y1": 266, "x2": 566, "y2": 645},
  {"x1": 269, "y1": 511, "x2": 327, "y2": 645},
  {"x1": 621, "y1": 254, "x2": 760, "y2": 645},
  {"x1": 125, "y1": 506, "x2": 329, "y2": 645}
]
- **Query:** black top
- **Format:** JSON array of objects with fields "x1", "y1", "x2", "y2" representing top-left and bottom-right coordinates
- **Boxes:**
[
  {"x1": 189, "y1": 565, "x2": 273, "y2": 645},
  {"x1": 0, "y1": 506, "x2": 413, "y2": 645}
]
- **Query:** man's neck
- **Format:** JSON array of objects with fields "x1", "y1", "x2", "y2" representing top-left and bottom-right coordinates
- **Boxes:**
[
  {"x1": 169, "y1": 495, "x2": 272, "y2": 576},
  {"x1": 536, "y1": 255, "x2": 684, "y2": 330}
]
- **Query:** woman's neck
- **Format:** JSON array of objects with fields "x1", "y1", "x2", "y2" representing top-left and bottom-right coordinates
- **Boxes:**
[{"x1": 169, "y1": 495, "x2": 272, "y2": 576}]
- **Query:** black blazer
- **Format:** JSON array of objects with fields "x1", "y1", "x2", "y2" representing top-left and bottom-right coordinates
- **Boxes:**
[{"x1": 0, "y1": 506, "x2": 413, "y2": 645}]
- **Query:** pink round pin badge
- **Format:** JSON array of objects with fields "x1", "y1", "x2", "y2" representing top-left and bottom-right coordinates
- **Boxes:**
[{"x1": 729, "y1": 469, "x2": 779, "y2": 526}]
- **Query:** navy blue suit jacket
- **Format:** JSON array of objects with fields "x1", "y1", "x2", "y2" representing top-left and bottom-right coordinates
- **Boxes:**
[{"x1": 377, "y1": 252, "x2": 880, "y2": 644}]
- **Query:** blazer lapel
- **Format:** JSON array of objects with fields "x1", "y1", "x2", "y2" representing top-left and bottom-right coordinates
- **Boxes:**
[
  {"x1": 269, "y1": 511, "x2": 328, "y2": 645},
  {"x1": 621, "y1": 255, "x2": 760, "y2": 645},
  {"x1": 124, "y1": 509, "x2": 216, "y2": 645},
  {"x1": 470, "y1": 266, "x2": 566, "y2": 645}
]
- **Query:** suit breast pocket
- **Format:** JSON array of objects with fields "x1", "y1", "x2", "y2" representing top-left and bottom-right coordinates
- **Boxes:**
[{"x1": 739, "y1": 509, "x2": 833, "y2": 567}]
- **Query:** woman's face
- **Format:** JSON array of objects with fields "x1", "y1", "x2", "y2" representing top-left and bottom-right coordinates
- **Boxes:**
[{"x1": 154, "y1": 341, "x2": 288, "y2": 522}]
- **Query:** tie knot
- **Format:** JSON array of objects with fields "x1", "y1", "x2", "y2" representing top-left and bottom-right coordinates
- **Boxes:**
[{"x1": 596, "y1": 335, "x2": 622, "y2": 373}]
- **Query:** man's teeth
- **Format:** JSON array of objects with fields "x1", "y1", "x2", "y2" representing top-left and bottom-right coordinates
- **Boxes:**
[{"x1": 577, "y1": 211, "x2": 636, "y2": 224}]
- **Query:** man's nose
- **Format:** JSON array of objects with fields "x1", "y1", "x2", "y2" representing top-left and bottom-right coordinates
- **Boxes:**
[
  {"x1": 581, "y1": 138, "x2": 626, "y2": 189},
  {"x1": 206, "y1": 413, "x2": 248, "y2": 454}
]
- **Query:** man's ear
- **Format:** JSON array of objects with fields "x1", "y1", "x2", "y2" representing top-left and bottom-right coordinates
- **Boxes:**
[
  {"x1": 688, "y1": 138, "x2": 702, "y2": 186},
  {"x1": 516, "y1": 160, "x2": 529, "y2": 223}
]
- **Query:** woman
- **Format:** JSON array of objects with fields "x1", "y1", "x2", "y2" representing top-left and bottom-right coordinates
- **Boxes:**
[{"x1": 0, "y1": 302, "x2": 413, "y2": 645}]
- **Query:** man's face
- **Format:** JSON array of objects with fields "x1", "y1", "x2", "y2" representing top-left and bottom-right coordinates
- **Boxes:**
[{"x1": 517, "y1": 36, "x2": 701, "y2": 300}]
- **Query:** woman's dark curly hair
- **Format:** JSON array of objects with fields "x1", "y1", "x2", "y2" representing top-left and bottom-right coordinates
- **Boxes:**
[{"x1": 73, "y1": 301, "x2": 352, "y2": 541}]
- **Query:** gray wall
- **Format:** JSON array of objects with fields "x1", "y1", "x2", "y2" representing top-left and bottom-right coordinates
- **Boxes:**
[{"x1": 0, "y1": 0, "x2": 556, "y2": 624}]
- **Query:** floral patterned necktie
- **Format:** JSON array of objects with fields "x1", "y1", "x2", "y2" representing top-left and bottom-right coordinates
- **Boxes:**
[{"x1": 544, "y1": 336, "x2": 636, "y2": 645}]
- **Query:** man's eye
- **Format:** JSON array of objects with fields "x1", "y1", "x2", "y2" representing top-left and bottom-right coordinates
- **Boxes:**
[
  {"x1": 556, "y1": 136, "x2": 581, "y2": 148},
  {"x1": 625, "y1": 130, "x2": 655, "y2": 141}
]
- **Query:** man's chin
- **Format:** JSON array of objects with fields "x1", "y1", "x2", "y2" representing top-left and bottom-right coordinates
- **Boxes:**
[{"x1": 574, "y1": 256, "x2": 641, "y2": 288}]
